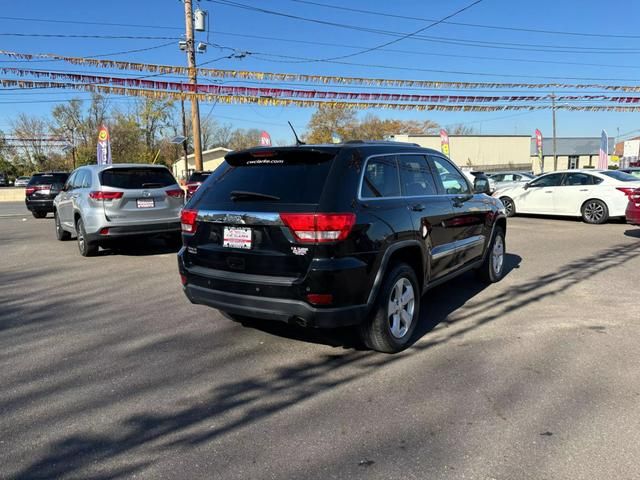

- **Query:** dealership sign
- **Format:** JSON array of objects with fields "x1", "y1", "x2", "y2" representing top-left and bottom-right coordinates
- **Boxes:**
[
  {"x1": 440, "y1": 129, "x2": 450, "y2": 156},
  {"x1": 96, "y1": 125, "x2": 112, "y2": 165}
]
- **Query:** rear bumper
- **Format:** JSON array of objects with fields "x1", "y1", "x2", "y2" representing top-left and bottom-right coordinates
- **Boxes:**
[
  {"x1": 25, "y1": 198, "x2": 54, "y2": 212},
  {"x1": 626, "y1": 204, "x2": 640, "y2": 225},
  {"x1": 183, "y1": 283, "x2": 367, "y2": 328},
  {"x1": 87, "y1": 221, "x2": 180, "y2": 241},
  {"x1": 178, "y1": 250, "x2": 370, "y2": 328}
]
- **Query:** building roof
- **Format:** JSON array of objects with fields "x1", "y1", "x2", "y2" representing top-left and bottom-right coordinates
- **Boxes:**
[{"x1": 530, "y1": 137, "x2": 614, "y2": 156}]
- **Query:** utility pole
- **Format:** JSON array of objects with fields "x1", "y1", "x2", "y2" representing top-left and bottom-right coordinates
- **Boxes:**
[
  {"x1": 183, "y1": 0, "x2": 203, "y2": 171},
  {"x1": 181, "y1": 98, "x2": 189, "y2": 178},
  {"x1": 551, "y1": 93, "x2": 558, "y2": 171}
]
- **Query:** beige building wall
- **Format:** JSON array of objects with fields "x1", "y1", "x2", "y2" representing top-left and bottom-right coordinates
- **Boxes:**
[
  {"x1": 173, "y1": 147, "x2": 231, "y2": 181},
  {"x1": 391, "y1": 135, "x2": 532, "y2": 170}
]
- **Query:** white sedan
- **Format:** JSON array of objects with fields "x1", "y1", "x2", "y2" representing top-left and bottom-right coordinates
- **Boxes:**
[{"x1": 493, "y1": 169, "x2": 640, "y2": 224}]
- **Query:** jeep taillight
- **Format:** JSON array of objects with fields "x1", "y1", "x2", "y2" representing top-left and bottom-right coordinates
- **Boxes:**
[
  {"x1": 181, "y1": 209, "x2": 198, "y2": 234},
  {"x1": 25, "y1": 185, "x2": 51, "y2": 195},
  {"x1": 280, "y1": 213, "x2": 355, "y2": 243}
]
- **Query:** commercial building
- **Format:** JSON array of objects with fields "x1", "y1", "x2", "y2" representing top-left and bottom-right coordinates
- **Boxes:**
[
  {"x1": 390, "y1": 134, "x2": 615, "y2": 173},
  {"x1": 173, "y1": 147, "x2": 231, "y2": 181}
]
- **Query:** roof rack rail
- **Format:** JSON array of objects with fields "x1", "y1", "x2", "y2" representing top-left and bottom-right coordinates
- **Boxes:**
[{"x1": 344, "y1": 140, "x2": 421, "y2": 147}]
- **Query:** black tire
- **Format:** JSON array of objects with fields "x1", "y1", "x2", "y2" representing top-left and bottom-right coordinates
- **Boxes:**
[
  {"x1": 581, "y1": 199, "x2": 609, "y2": 224},
  {"x1": 76, "y1": 217, "x2": 98, "y2": 257},
  {"x1": 54, "y1": 210, "x2": 70, "y2": 241},
  {"x1": 32, "y1": 210, "x2": 47, "y2": 219},
  {"x1": 358, "y1": 262, "x2": 421, "y2": 354},
  {"x1": 477, "y1": 226, "x2": 506, "y2": 283},
  {"x1": 500, "y1": 197, "x2": 516, "y2": 218}
]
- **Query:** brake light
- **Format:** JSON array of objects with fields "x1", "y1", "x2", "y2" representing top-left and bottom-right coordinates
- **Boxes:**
[
  {"x1": 616, "y1": 187, "x2": 637, "y2": 196},
  {"x1": 89, "y1": 191, "x2": 123, "y2": 200},
  {"x1": 25, "y1": 185, "x2": 51, "y2": 195},
  {"x1": 181, "y1": 209, "x2": 198, "y2": 234},
  {"x1": 631, "y1": 188, "x2": 640, "y2": 201},
  {"x1": 166, "y1": 188, "x2": 184, "y2": 198},
  {"x1": 280, "y1": 213, "x2": 355, "y2": 243}
]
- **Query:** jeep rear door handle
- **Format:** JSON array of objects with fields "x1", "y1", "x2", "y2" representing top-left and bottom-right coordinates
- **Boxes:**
[{"x1": 410, "y1": 203, "x2": 425, "y2": 212}]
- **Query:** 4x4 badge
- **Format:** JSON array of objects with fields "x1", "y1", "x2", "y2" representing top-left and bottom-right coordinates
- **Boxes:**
[{"x1": 291, "y1": 246, "x2": 308, "y2": 256}]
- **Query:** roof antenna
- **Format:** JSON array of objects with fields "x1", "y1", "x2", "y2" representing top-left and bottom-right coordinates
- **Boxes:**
[{"x1": 288, "y1": 121, "x2": 305, "y2": 146}]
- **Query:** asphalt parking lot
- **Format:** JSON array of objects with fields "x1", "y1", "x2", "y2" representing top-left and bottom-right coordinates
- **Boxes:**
[{"x1": 2, "y1": 201, "x2": 640, "y2": 480}]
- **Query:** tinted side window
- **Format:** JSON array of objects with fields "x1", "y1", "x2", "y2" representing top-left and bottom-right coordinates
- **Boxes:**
[
  {"x1": 564, "y1": 173, "x2": 595, "y2": 186},
  {"x1": 530, "y1": 174, "x2": 564, "y2": 187},
  {"x1": 28, "y1": 173, "x2": 69, "y2": 186},
  {"x1": 398, "y1": 155, "x2": 437, "y2": 197},
  {"x1": 64, "y1": 172, "x2": 77, "y2": 190},
  {"x1": 430, "y1": 156, "x2": 471, "y2": 195},
  {"x1": 361, "y1": 156, "x2": 400, "y2": 198},
  {"x1": 73, "y1": 170, "x2": 88, "y2": 189},
  {"x1": 491, "y1": 174, "x2": 505, "y2": 182}
]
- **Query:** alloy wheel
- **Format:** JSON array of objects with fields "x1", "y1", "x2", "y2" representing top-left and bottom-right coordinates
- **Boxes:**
[
  {"x1": 492, "y1": 235, "x2": 505, "y2": 276},
  {"x1": 387, "y1": 278, "x2": 415, "y2": 339},
  {"x1": 584, "y1": 201, "x2": 605, "y2": 223}
]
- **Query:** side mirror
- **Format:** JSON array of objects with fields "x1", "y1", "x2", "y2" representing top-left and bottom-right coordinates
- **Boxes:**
[
  {"x1": 474, "y1": 178, "x2": 491, "y2": 195},
  {"x1": 523, "y1": 182, "x2": 530, "y2": 190}
]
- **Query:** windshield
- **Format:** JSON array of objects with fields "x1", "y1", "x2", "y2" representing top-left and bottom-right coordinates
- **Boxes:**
[
  {"x1": 100, "y1": 168, "x2": 177, "y2": 189},
  {"x1": 601, "y1": 171, "x2": 639, "y2": 182}
]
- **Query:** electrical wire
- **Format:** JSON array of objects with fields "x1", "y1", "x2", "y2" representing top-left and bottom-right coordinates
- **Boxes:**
[
  {"x1": 204, "y1": 0, "x2": 640, "y2": 54},
  {"x1": 212, "y1": 30, "x2": 640, "y2": 71},
  {"x1": 289, "y1": 0, "x2": 640, "y2": 40},
  {"x1": 308, "y1": 0, "x2": 485, "y2": 62},
  {"x1": 0, "y1": 33, "x2": 177, "y2": 40}
]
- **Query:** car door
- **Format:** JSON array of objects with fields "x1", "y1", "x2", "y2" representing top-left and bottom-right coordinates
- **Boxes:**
[
  {"x1": 396, "y1": 154, "x2": 452, "y2": 281},
  {"x1": 430, "y1": 155, "x2": 488, "y2": 268},
  {"x1": 57, "y1": 171, "x2": 77, "y2": 227},
  {"x1": 517, "y1": 173, "x2": 564, "y2": 213},
  {"x1": 553, "y1": 172, "x2": 600, "y2": 215}
]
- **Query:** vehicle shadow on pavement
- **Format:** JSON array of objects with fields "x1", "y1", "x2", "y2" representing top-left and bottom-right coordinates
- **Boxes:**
[
  {"x1": 232, "y1": 253, "x2": 522, "y2": 351},
  {"x1": 624, "y1": 228, "x2": 640, "y2": 238},
  {"x1": 7, "y1": 243, "x2": 640, "y2": 479},
  {"x1": 97, "y1": 238, "x2": 181, "y2": 257}
]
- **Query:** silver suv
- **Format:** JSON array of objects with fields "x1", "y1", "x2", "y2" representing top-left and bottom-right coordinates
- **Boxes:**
[{"x1": 53, "y1": 164, "x2": 184, "y2": 256}]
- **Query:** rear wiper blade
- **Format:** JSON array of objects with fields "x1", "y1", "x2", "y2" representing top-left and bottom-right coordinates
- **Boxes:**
[
  {"x1": 230, "y1": 190, "x2": 280, "y2": 201},
  {"x1": 142, "y1": 183, "x2": 164, "y2": 188}
]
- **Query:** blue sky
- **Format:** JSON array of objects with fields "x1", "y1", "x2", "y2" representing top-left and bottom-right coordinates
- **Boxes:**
[{"x1": 1, "y1": 0, "x2": 640, "y2": 143}]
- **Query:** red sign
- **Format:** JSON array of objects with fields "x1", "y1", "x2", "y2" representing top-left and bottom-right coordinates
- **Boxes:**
[{"x1": 260, "y1": 131, "x2": 272, "y2": 146}]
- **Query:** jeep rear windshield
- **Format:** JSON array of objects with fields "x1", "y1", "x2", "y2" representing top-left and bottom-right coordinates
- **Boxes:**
[
  {"x1": 28, "y1": 173, "x2": 69, "y2": 185},
  {"x1": 100, "y1": 168, "x2": 176, "y2": 189},
  {"x1": 200, "y1": 149, "x2": 336, "y2": 204}
]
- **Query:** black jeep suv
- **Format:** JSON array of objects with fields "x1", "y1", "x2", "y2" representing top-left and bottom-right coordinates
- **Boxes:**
[
  {"x1": 25, "y1": 172, "x2": 69, "y2": 218},
  {"x1": 178, "y1": 141, "x2": 507, "y2": 353}
]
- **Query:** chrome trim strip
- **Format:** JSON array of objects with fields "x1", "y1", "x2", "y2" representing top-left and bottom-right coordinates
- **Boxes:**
[
  {"x1": 196, "y1": 210, "x2": 282, "y2": 226},
  {"x1": 431, "y1": 235, "x2": 485, "y2": 261}
]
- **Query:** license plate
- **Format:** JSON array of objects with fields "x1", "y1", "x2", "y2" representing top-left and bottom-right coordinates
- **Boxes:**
[
  {"x1": 136, "y1": 198, "x2": 155, "y2": 209},
  {"x1": 223, "y1": 226, "x2": 252, "y2": 249}
]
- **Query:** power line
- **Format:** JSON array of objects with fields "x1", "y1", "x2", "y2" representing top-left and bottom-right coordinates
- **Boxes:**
[
  {"x1": 249, "y1": 51, "x2": 640, "y2": 83},
  {"x1": 212, "y1": 30, "x2": 640, "y2": 71},
  {"x1": 289, "y1": 0, "x2": 640, "y2": 40},
  {"x1": 204, "y1": 0, "x2": 640, "y2": 54},
  {"x1": 0, "y1": 15, "x2": 183, "y2": 31},
  {"x1": 0, "y1": 33, "x2": 177, "y2": 40},
  {"x1": 314, "y1": 0, "x2": 485, "y2": 62}
]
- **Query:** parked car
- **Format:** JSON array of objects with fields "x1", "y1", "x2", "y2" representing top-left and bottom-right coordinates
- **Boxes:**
[
  {"x1": 185, "y1": 171, "x2": 212, "y2": 200},
  {"x1": 619, "y1": 167, "x2": 640, "y2": 180},
  {"x1": 488, "y1": 171, "x2": 536, "y2": 191},
  {"x1": 25, "y1": 172, "x2": 69, "y2": 218},
  {"x1": 53, "y1": 164, "x2": 184, "y2": 256},
  {"x1": 494, "y1": 169, "x2": 640, "y2": 224},
  {"x1": 626, "y1": 188, "x2": 640, "y2": 225},
  {"x1": 14, "y1": 176, "x2": 31, "y2": 187},
  {"x1": 178, "y1": 141, "x2": 507, "y2": 353},
  {"x1": 0, "y1": 172, "x2": 10, "y2": 187}
]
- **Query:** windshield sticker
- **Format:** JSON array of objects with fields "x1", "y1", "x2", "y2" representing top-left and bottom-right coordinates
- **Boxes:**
[{"x1": 246, "y1": 159, "x2": 284, "y2": 165}]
